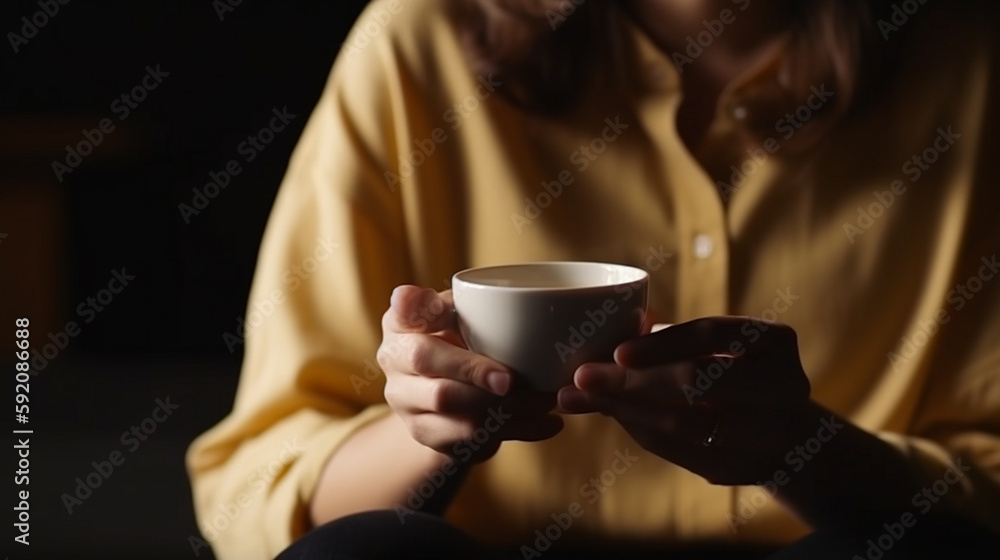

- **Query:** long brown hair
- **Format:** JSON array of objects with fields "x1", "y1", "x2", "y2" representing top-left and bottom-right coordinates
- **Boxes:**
[{"x1": 459, "y1": 0, "x2": 902, "y2": 132}]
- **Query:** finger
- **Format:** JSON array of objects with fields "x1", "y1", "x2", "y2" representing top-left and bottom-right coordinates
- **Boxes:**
[
  {"x1": 381, "y1": 333, "x2": 513, "y2": 396},
  {"x1": 587, "y1": 354, "x2": 786, "y2": 409},
  {"x1": 615, "y1": 316, "x2": 789, "y2": 368},
  {"x1": 695, "y1": 355, "x2": 809, "y2": 409},
  {"x1": 557, "y1": 386, "x2": 606, "y2": 414},
  {"x1": 572, "y1": 362, "x2": 693, "y2": 405},
  {"x1": 386, "y1": 375, "x2": 557, "y2": 417},
  {"x1": 383, "y1": 286, "x2": 456, "y2": 334},
  {"x1": 581, "y1": 352, "x2": 805, "y2": 410},
  {"x1": 574, "y1": 363, "x2": 630, "y2": 393},
  {"x1": 407, "y1": 410, "x2": 563, "y2": 454},
  {"x1": 384, "y1": 374, "x2": 497, "y2": 415},
  {"x1": 563, "y1": 390, "x2": 717, "y2": 447},
  {"x1": 615, "y1": 404, "x2": 720, "y2": 449},
  {"x1": 406, "y1": 413, "x2": 500, "y2": 455}
]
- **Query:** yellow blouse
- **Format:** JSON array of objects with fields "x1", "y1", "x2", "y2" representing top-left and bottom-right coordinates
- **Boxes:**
[{"x1": 187, "y1": 1, "x2": 1000, "y2": 558}]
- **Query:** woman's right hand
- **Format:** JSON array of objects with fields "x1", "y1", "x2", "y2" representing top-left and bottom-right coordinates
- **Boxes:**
[{"x1": 378, "y1": 285, "x2": 564, "y2": 461}]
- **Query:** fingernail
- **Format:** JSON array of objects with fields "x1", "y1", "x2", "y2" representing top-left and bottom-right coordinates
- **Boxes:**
[{"x1": 486, "y1": 371, "x2": 510, "y2": 396}]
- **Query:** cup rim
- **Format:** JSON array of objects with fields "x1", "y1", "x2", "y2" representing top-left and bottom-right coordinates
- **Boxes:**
[{"x1": 452, "y1": 261, "x2": 649, "y2": 292}]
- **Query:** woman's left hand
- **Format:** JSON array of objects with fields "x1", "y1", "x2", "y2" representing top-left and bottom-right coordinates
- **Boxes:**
[{"x1": 558, "y1": 316, "x2": 812, "y2": 485}]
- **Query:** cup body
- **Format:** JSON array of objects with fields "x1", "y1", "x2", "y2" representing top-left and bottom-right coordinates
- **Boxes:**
[{"x1": 452, "y1": 262, "x2": 649, "y2": 392}]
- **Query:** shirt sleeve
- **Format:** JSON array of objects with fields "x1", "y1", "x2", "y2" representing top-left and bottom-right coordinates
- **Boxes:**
[
  {"x1": 877, "y1": 281, "x2": 1000, "y2": 532},
  {"x1": 185, "y1": 23, "x2": 410, "y2": 558},
  {"x1": 876, "y1": 108, "x2": 1000, "y2": 533}
]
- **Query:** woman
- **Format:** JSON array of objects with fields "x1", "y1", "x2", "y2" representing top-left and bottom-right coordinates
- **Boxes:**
[{"x1": 187, "y1": 0, "x2": 1000, "y2": 558}]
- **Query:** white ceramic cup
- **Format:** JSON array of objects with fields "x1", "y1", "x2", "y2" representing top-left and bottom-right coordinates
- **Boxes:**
[{"x1": 452, "y1": 262, "x2": 649, "y2": 392}]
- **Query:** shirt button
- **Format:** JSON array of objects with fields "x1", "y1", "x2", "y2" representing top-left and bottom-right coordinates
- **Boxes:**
[
  {"x1": 730, "y1": 103, "x2": 748, "y2": 121},
  {"x1": 692, "y1": 234, "x2": 714, "y2": 260}
]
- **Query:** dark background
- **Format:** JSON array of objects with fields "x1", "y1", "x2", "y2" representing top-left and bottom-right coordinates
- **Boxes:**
[{"x1": 3, "y1": 1, "x2": 370, "y2": 557}]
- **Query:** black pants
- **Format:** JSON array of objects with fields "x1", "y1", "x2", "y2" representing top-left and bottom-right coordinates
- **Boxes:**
[{"x1": 276, "y1": 510, "x2": 1000, "y2": 560}]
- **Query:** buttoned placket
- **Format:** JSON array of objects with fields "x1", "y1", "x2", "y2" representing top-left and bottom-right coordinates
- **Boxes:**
[{"x1": 624, "y1": 21, "x2": 731, "y2": 321}]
